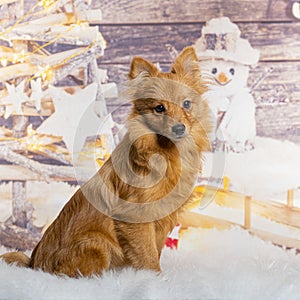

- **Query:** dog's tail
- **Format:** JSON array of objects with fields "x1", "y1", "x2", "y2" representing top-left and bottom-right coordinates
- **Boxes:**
[{"x1": 0, "y1": 252, "x2": 31, "y2": 268}]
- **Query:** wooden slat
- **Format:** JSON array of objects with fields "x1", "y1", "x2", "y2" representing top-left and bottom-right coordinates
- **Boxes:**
[
  {"x1": 27, "y1": 10, "x2": 102, "y2": 26},
  {"x1": 242, "y1": 22, "x2": 300, "y2": 61},
  {"x1": 0, "y1": 165, "x2": 76, "y2": 181},
  {"x1": 0, "y1": 222, "x2": 41, "y2": 251},
  {"x1": 249, "y1": 62, "x2": 300, "y2": 103},
  {"x1": 197, "y1": 186, "x2": 300, "y2": 229},
  {"x1": 93, "y1": 0, "x2": 295, "y2": 23},
  {"x1": 0, "y1": 62, "x2": 39, "y2": 82},
  {"x1": 0, "y1": 0, "x2": 18, "y2": 5},
  {"x1": 249, "y1": 228, "x2": 300, "y2": 250},
  {"x1": 0, "y1": 164, "x2": 43, "y2": 181},
  {"x1": 0, "y1": 42, "x2": 104, "y2": 82},
  {"x1": 287, "y1": 189, "x2": 294, "y2": 208},
  {"x1": 4, "y1": 24, "x2": 100, "y2": 46},
  {"x1": 256, "y1": 102, "x2": 300, "y2": 143},
  {"x1": 179, "y1": 211, "x2": 234, "y2": 230},
  {"x1": 98, "y1": 23, "x2": 300, "y2": 64},
  {"x1": 244, "y1": 196, "x2": 252, "y2": 229}
]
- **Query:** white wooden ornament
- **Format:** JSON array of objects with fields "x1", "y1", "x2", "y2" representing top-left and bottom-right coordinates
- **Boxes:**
[
  {"x1": 37, "y1": 83, "x2": 114, "y2": 160},
  {"x1": 3, "y1": 80, "x2": 28, "y2": 119}
]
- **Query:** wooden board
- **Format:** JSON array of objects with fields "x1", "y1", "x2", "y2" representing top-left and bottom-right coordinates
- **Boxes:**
[
  {"x1": 0, "y1": 62, "x2": 39, "y2": 82},
  {"x1": 197, "y1": 186, "x2": 300, "y2": 229},
  {"x1": 0, "y1": 0, "x2": 18, "y2": 5},
  {"x1": 27, "y1": 10, "x2": 102, "y2": 25},
  {"x1": 179, "y1": 211, "x2": 234, "y2": 230},
  {"x1": 93, "y1": 0, "x2": 296, "y2": 23},
  {"x1": 0, "y1": 165, "x2": 76, "y2": 181},
  {"x1": 249, "y1": 62, "x2": 300, "y2": 103},
  {"x1": 249, "y1": 228, "x2": 300, "y2": 250},
  {"x1": 256, "y1": 103, "x2": 300, "y2": 143},
  {"x1": 98, "y1": 23, "x2": 300, "y2": 63},
  {"x1": 4, "y1": 24, "x2": 100, "y2": 46},
  {"x1": 0, "y1": 222, "x2": 41, "y2": 251}
]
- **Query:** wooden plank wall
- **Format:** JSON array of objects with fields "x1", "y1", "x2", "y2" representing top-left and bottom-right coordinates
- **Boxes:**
[
  {"x1": 93, "y1": 0, "x2": 300, "y2": 143},
  {"x1": 18, "y1": 0, "x2": 300, "y2": 142}
]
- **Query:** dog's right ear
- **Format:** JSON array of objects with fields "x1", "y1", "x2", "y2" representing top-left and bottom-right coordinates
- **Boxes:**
[
  {"x1": 128, "y1": 57, "x2": 159, "y2": 79},
  {"x1": 171, "y1": 46, "x2": 200, "y2": 77}
]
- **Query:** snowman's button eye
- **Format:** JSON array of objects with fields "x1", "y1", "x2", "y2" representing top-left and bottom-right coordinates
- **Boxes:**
[
  {"x1": 211, "y1": 68, "x2": 217, "y2": 74},
  {"x1": 229, "y1": 68, "x2": 235, "y2": 75}
]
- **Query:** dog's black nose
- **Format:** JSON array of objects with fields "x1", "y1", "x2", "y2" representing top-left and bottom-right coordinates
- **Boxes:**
[{"x1": 172, "y1": 123, "x2": 186, "y2": 136}]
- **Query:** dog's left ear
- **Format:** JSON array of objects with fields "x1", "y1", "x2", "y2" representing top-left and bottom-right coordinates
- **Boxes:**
[
  {"x1": 128, "y1": 57, "x2": 159, "y2": 79},
  {"x1": 171, "y1": 46, "x2": 200, "y2": 77}
]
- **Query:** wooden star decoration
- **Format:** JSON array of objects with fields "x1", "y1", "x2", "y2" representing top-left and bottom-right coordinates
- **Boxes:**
[
  {"x1": 2, "y1": 80, "x2": 28, "y2": 119},
  {"x1": 37, "y1": 83, "x2": 113, "y2": 160},
  {"x1": 30, "y1": 78, "x2": 43, "y2": 112}
]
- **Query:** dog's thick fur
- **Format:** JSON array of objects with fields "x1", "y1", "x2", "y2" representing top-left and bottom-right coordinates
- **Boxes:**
[{"x1": 1, "y1": 46, "x2": 210, "y2": 277}]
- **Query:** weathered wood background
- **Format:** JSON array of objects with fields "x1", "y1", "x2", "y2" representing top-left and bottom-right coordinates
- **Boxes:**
[{"x1": 24, "y1": 0, "x2": 300, "y2": 142}]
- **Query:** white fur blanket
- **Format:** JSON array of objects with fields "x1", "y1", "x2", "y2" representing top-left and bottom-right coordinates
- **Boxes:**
[{"x1": 1, "y1": 228, "x2": 300, "y2": 300}]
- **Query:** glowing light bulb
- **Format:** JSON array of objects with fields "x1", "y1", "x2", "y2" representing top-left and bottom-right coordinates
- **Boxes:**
[
  {"x1": 12, "y1": 53, "x2": 19, "y2": 63},
  {"x1": 39, "y1": 0, "x2": 56, "y2": 10},
  {"x1": 18, "y1": 50, "x2": 27, "y2": 63},
  {"x1": 13, "y1": 50, "x2": 27, "y2": 63},
  {"x1": 0, "y1": 58, "x2": 8, "y2": 67},
  {"x1": 71, "y1": 21, "x2": 88, "y2": 32},
  {"x1": 36, "y1": 65, "x2": 53, "y2": 81}
]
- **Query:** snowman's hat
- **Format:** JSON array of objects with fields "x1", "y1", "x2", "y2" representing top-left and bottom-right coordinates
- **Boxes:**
[{"x1": 195, "y1": 17, "x2": 259, "y2": 66}]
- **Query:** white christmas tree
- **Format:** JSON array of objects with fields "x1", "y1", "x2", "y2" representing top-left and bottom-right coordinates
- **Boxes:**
[{"x1": 0, "y1": 0, "x2": 117, "y2": 248}]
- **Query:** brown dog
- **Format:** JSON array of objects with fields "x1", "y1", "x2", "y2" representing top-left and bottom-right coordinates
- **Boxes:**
[{"x1": 1, "y1": 46, "x2": 210, "y2": 277}]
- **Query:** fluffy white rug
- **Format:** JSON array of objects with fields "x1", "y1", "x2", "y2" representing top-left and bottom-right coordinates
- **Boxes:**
[{"x1": 1, "y1": 227, "x2": 300, "y2": 300}]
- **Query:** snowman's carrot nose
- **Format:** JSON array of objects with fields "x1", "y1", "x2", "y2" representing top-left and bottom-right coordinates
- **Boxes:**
[{"x1": 218, "y1": 72, "x2": 229, "y2": 83}]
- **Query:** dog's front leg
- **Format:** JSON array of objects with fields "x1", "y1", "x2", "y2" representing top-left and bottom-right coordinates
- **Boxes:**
[{"x1": 114, "y1": 221, "x2": 161, "y2": 272}]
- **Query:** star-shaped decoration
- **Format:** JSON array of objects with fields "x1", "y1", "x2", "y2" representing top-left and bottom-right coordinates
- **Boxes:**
[
  {"x1": 29, "y1": 78, "x2": 43, "y2": 112},
  {"x1": 2, "y1": 80, "x2": 28, "y2": 119},
  {"x1": 37, "y1": 83, "x2": 114, "y2": 161}
]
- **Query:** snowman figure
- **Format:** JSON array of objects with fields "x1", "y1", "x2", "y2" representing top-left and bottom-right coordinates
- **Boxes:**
[{"x1": 195, "y1": 17, "x2": 259, "y2": 152}]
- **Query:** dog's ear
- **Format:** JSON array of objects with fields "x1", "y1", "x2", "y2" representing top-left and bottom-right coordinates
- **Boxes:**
[
  {"x1": 171, "y1": 46, "x2": 200, "y2": 77},
  {"x1": 128, "y1": 57, "x2": 159, "y2": 79},
  {"x1": 177, "y1": 46, "x2": 198, "y2": 62}
]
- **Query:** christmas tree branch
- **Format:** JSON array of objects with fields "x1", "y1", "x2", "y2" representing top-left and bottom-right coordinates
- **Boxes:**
[{"x1": 0, "y1": 142, "x2": 78, "y2": 182}]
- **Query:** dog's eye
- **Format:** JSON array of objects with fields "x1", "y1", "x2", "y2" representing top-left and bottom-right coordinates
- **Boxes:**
[
  {"x1": 211, "y1": 67, "x2": 217, "y2": 74},
  {"x1": 229, "y1": 68, "x2": 235, "y2": 75},
  {"x1": 155, "y1": 104, "x2": 166, "y2": 113},
  {"x1": 183, "y1": 99, "x2": 191, "y2": 109}
]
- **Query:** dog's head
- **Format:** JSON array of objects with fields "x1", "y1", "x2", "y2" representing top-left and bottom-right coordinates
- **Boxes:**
[{"x1": 126, "y1": 47, "x2": 211, "y2": 151}]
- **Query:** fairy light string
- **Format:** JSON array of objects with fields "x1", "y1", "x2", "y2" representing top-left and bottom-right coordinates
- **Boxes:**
[
  {"x1": 0, "y1": 0, "x2": 102, "y2": 85},
  {"x1": 0, "y1": 0, "x2": 58, "y2": 38},
  {"x1": 0, "y1": 21, "x2": 93, "y2": 67},
  {"x1": 0, "y1": 2, "x2": 40, "y2": 38},
  {"x1": 0, "y1": 0, "x2": 109, "y2": 162},
  {"x1": 25, "y1": 39, "x2": 97, "y2": 84}
]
